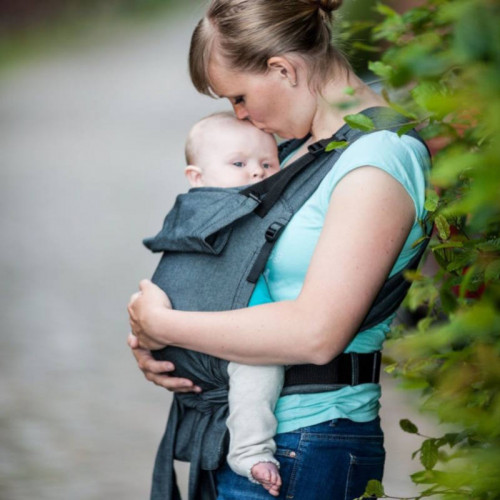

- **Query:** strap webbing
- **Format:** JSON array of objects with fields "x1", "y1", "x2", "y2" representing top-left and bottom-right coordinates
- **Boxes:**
[
  {"x1": 247, "y1": 222, "x2": 285, "y2": 283},
  {"x1": 281, "y1": 351, "x2": 381, "y2": 396},
  {"x1": 358, "y1": 227, "x2": 431, "y2": 332}
]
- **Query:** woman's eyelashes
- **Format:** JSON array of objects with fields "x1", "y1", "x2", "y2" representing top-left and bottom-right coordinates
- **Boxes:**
[{"x1": 233, "y1": 96, "x2": 245, "y2": 105}]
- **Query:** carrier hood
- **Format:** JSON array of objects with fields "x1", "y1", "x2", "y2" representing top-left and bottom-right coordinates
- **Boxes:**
[{"x1": 143, "y1": 186, "x2": 260, "y2": 255}]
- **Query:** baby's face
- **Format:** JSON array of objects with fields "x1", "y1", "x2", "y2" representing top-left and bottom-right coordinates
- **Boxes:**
[{"x1": 197, "y1": 121, "x2": 280, "y2": 188}]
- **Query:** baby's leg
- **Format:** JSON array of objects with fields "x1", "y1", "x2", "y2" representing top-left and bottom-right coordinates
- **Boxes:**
[{"x1": 226, "y1": 362, "x2": 284, "y2": 496}]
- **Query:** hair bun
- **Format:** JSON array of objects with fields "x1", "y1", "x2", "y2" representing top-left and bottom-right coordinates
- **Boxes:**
[{"x1": 315, "y1": 0, "x2": 343, "y2": 13}]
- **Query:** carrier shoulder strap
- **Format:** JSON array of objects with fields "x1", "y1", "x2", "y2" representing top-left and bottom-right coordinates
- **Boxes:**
[
  {"x1": 239, "y1": 115, "x2": 367, "y2": 218},
  {"x1": 245, "y1": 107, "x2": 429, "y2": 285},
  {"x1": 244, "y1": 115, "x2": 380, "y2": 283},
  {"x1": 243, "y1": 107, "x2": 432, "y2": 394}
]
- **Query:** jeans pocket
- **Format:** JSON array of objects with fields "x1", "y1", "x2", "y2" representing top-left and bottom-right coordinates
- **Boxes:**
[{"x1": 345, "y1": 452, "x2": 385, "y2": 500}]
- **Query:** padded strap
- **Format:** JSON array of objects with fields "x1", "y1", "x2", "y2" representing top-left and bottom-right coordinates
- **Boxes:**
[
  {"x1": 358, "y1": 229, "x2": 431, "y2": 332},
  {"x1": 281, "y1": 351, "x2": 381, "y2": 396}
]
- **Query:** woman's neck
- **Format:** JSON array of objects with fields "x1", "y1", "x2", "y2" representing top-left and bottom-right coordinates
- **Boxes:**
[{"x1": 309, "y1": 70, "x2": 387, "y2": 142}]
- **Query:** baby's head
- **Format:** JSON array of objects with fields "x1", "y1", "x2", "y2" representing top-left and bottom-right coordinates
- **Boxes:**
[{"x1": 184, "y1": 112, "x2": 280, "y2": 188}]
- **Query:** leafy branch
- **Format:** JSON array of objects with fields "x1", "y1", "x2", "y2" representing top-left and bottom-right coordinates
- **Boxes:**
[{"x1": 344, "y1": 0, "x2": 500, "y2": 498}]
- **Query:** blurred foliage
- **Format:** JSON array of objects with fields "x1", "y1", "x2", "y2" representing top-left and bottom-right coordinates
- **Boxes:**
[
  {"x1": 343, "y1": 1, "x2": 500, "y2": 499},
  {"x1": 338, "y1": 0, "x2": 381, "y2": 74},
  {"x1": 0, "y1": 0, "x2": 176, "y2": 32}
]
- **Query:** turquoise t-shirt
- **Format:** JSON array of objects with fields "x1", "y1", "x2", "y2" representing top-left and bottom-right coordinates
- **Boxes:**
[{"x1": 248, "y1": 130, "x2": 430, "y2": 434}]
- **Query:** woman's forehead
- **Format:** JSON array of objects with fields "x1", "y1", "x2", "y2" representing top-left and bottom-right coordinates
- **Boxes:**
[{"x1": 207, "y1": 58, "x2": 241, "y2": 98}]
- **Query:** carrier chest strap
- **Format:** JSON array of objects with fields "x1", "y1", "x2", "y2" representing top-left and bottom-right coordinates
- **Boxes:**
[
  {"x1": 246, "y1": 222, "x2": 285, "y2": 284},
  {"x1": 244, "y1": 134, "x2": 353, "y2": 283}
]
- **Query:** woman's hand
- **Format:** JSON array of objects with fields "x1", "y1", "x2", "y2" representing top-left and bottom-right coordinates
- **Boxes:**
[
  {"x1": 127, "y1": 334, "x2": 201, "y2": 393},
  {"x1": 128, "y1": 279, "x2": 172, "y2": 350}
]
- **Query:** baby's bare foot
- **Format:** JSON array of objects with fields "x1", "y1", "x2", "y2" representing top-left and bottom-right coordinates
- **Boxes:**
[{"x1": 251, "y1": 462, "x2": 282, "y2": 497}]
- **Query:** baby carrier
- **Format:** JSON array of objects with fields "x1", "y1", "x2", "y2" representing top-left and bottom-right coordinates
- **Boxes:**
[{"x1": 143, "y1": 107, "x2": 431, "y2": 500}]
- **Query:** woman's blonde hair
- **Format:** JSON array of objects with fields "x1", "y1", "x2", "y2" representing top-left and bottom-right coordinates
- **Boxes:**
[{"x1": 189, "y1": 0, "x2": 349, "y2": 96}]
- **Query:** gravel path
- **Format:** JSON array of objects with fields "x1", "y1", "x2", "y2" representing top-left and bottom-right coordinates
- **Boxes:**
[{"x1": 0, "y1": 6, "x2": 429, "y2": 499}]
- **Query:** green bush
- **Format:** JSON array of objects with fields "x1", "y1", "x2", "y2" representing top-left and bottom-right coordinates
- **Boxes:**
[{"x1": 346, "y1": 1, "x2": 500, "y2": 499}]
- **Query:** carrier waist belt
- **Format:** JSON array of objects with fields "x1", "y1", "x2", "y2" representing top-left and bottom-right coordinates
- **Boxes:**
[{"x1": 282, "y1": 351, "x2": 381, "y2": 396}]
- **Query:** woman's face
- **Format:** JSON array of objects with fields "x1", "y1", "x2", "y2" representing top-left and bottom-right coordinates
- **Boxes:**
[{"x1": 208, "y1": 55, "x2": 316, "y2": 139}]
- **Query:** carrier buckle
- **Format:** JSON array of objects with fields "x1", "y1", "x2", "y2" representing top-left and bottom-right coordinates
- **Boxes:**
[
  {"x1": 308, "y1": 142, "x2": 325, "y2": 155},
  {"x1": 265, "y1": 222, "x2": 284, "y2": 242},
  {"x1": 247, "y1": 191, "x2": 262, "y2": 203}
]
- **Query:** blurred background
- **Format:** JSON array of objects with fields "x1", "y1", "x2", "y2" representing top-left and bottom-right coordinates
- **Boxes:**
[{"x1": 0, "y1": 1, "x2": 432, "y2": 498}]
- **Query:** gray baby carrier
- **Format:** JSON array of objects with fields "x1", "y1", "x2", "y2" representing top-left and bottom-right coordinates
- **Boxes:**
[{"x1": 143, "y1": 108, "x2": 430, "y2": 500}]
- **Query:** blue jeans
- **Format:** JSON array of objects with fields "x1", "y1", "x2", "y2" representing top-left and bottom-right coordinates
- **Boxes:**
[{"x1": 216, "y1": 417, "x2": 385, "y2": 500}]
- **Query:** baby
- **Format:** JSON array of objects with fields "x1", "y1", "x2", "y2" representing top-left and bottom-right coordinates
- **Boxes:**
[{"x1": 175, "y1": 112, "x2": 284, "y2": 496}]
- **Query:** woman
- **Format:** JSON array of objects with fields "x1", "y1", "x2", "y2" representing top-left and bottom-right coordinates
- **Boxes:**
[{"x1": 128, "y1": 0, "x2": 430, "y2": 498}]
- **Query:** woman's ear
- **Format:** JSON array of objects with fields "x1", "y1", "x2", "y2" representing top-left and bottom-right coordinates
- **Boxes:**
[
  {"x1": 267, "y1": 56, "x2": 298, "y2": 87},
  {"x1": 185, "y1": 165, "x2": 204, "y2": 187}
]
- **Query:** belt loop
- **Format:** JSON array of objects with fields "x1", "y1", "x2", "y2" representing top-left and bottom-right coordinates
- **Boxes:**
[{"x1": 350, "y1": 353, "x2": 359, "y2": 385}]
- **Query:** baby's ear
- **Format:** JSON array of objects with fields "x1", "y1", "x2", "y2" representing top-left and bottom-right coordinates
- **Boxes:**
[{"x1": 185, "y1": 165, "x2": 204, "y2": 187}]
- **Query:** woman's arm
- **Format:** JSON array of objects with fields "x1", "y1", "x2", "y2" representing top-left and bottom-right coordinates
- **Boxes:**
[{"x1": 128, "y1": 166, "x2": 415, "y2": 366}]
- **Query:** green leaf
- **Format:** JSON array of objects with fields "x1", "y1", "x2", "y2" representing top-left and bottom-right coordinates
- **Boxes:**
[
  {"x1": 424, "y1": 190, "x2": 440, "y2": 212},
  {"x1": 400, "y1": 419, "x2": 419, "y2": 434},
  {"x1": 400, "y1": 378, "x2": 429, "y2": 390},
  {"x1": 431, "y1": 241, "x2": 464, "y2": 250},
  {"x1": 435, "y1": 214, "x2": 451, "y2": 240},
  {"x1": 352, "y1": 41, "x2": 381, "y2": 53},
  {"x1": 364, "y1": 479, "x2": 385, "y2": 497},
  {"x1": 368, "y1": 60, "x2": 394, "y2": 80},
  {"x1": 384, "y1": 362, "x2": 397, "y2": 374},
  {"x1": 410, "y1": 470, "x2": 438, "y2": 484},
  {"x1": 375, "y1": 3, "x2": 399, "y2": 18},
  {"x1": 344, "y1": 113, "x2": 376, "y2": 132},
  {"x1": 417, "y1": 316, "x2": 433, "y2": 333},
  {"x1": 477, "y1": 238, "x2": 500, "y2": 251},
  {"x1": 325, "y1": 141, "x2": 349, "y2": 152},
  {"x1": 420, "y1": 439, "x2": 439, "y2": 470},
  {"x1": 388, "y1": 101, "x2": 419, "y2": 120},
  {"x1": 411, "y1": 234, "x2": 430, "y2": 248},
  {"x1": 343, "y1": 86, "x2": 355, "y2": 96},
  {"x1": 442, "y1": 433, "x2": 462, "y2": 448},
  {"x1": 397, "y1": 122, "x2": 416, "y2": 137},
  {"x1": 446, "y1": 252, "x2": 473, "y2": 273},
  {"x1": 439, "y1": 286, "x2": 458, "y2": 314},
  {"x1": 485, "y1": 260, "x2": 500, "y2": 282}
]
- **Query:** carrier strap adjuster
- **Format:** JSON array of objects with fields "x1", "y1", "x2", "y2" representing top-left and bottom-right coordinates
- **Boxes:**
[
  {"x1": 247, "y1": 191, "x2": 262, "y2": 204},
  {"x1": 307, "y1": 142, "x2": 326, "y2": 155},
  {"x1": 265, "y1": 222, "x2": 284, "y2": 242},
  {"x1": 247, "y1": 222, "x2": 285, "y2": 284}
]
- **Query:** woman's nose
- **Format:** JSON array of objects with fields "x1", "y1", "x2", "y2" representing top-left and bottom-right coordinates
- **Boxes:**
[{"x1": 233, "y1": 104, "x2": 249, "y2": 121}]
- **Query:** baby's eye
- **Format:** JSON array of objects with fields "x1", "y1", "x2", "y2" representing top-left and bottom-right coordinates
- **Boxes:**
[
  {"x1": 262, "y1": 163, "x2": 272, "y2": 169},
  {"x1": 234, "y1": 96, "x2": 245, "y2": 105},
  {"x1": 233, "y1": 161, "x2": 245, "y2": 167}
]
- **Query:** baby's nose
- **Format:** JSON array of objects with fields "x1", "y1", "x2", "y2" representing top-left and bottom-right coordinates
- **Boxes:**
[{"x1": 252, "y1": 165, "x2": 265, "y2": 178}]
